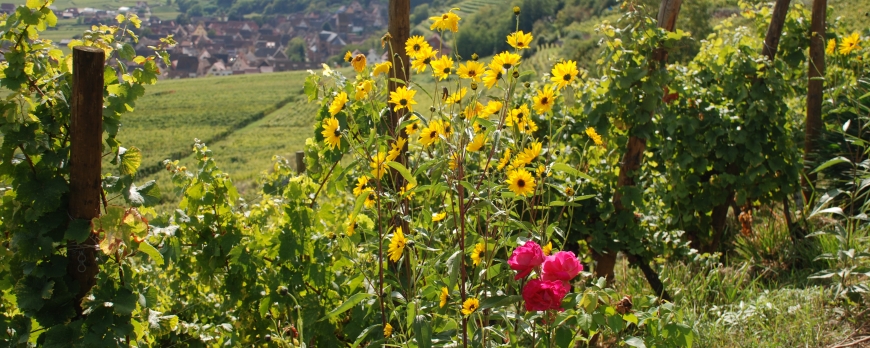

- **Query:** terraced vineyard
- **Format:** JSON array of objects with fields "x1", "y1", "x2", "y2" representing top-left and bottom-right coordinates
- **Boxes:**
[{"x1": 116, "y1": 71, "x2": 305, "y2": 177}]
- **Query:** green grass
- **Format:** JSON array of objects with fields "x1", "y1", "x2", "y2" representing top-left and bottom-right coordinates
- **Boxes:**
[{"x1": 115, "y1": 71, "x2": 306, "y2": 179}]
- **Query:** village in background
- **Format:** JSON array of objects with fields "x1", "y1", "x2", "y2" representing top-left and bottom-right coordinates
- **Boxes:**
[{"x1": 0, "y1": 0, "x2": 453, "y2": 78}]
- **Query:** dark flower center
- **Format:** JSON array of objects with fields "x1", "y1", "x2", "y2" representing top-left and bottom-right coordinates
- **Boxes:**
[
  {"x1": 442, "y1": 14, "x2": 449, "y2": 20},
  {"x1": 541, "y1": 97, "x2": 549, "y2": 104},
  {"x1": 517, "y1": 113, "x2": 523, "y2": 119},
  {"x1": 443, "y1": 68, "x2": 450, "y2": 74},
  {"x1": 517, "y1": 179, "x2": 526, "y2": 188},
  {"x1": 468, "y1": 70, "x2": 477, "y2": 77},
  {"x1": 413, "y1": 44, "x2": 420, "y2": 51},
  {"x1": 400, "y1": 99, "x2": 408, "y2": 106},
  {"x1": 424, "y1": 58, "x2": 431, "y2": 64},
  {"x1": 333, "y1": 129, "x2": 341, "y2": 137},
  {"x1": 563, "y1": 74, "x2": 571, "y2": 81},
  {"x1": 412, "y1": 123, "x2": 418, "y2": 130},
  {"x1": 503, "y1": 63, "x2": 512, "y2": 70},
  {"x1": 429, "y1": 130, "x2": 437, "y2": 138}
]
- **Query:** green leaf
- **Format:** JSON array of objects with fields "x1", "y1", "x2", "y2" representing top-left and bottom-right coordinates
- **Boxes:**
[
  {"x1": 623, "y1": 337, "x2": 647, "y2": 348},
  {"x1": 623, "y1": 313, "x2": 638, "y2": 325},
  {"x1": 812, "y1": 156, "x2": 851, "y2": 173},
  {"x1": 64, "y1": 219, "x2": 91, "y2": 243},
  {"x1": 120, "y1": 146, "x2": 142, "y2": 176},
  {"x1": 125, "y1": 180, "x2": 161, "y2": 207},
  {"x1": 413, "y1": 315, "x2": 432, "y2": 348},
  {"x1": 138, "y1": 241, "x2": 164, "y2": 266},
  {"x1": 446, "y1": 250, "x2": 462, "y2": 290},
  {"x1": 320, "y1": 293, "x2": 372, "y2": 321},
  {"x1": 351, "y1": 324, "x2": 380, "y2": 348},
  {"x1": 114, "y1": 288, "x2": 137, "y2": 315},
  {"x1": 479, "y1": 295, "x2": 522, "y2": 309},
  {"x1": 386, "y1": 161, "x2": 416, "y2": 186},
  {"x1": 551, "y1": 163, "x2": 593, "y2": 181}
]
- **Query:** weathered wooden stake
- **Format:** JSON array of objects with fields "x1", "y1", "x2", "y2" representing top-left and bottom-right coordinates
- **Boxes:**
[
  {"x1": 295, "y1": 150, "x2": 305, "y2": 173},
  {"x1": 68, "y1": 46, "x2": 105, "y2": 316},
  {"x1": 803, "y1": 0, "x2": 826, "y2": 203}
]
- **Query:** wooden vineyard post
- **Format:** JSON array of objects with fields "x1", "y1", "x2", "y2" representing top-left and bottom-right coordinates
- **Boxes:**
[
  {"x1": 597, "y1": 0, "x2": 683, "y2": 285},
  {"x1": 803, "y1": 0, "x2": 826, "y2": 204},
  {"x1": 295, "y1": 151, "x2": 305, "y2": 173},
  {"x1": 68, "y1": 46, "x2": 105, "y2": 316}
]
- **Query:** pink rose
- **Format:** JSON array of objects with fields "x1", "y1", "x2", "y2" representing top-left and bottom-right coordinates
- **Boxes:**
[
  {"x1": 508, "y1": 241, "x2": 545, "y2": 280},
  {"x1": 541, "y1": 251, "x2": 583, "y2": 284},
  {"x1": 522, "y1": 279, "x2": 570, "y2": 311}
]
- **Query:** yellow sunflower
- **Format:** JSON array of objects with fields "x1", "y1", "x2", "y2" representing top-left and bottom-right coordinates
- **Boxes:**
[
  {"x1": 492, "y1": 51, "x2": 521, "y2": 71},
  {"x1": 328, "y1": 91, "x2": 348, "y2": 116},
  {"x1": 389, "y1": 86, "x2": 417, "y2": 112},
  {"x1": 471, "y1": 242, "x2": 485, "y2": 266},
  {"x1": 496, "y1": 148, "x2": 512, "y2": 171},
  {"x1": 388, "y1": 226, "x2": 407, "y2": 262},
  {"x1": 506, "y1": 104, "x2": 531, "y2": 127},
  {"x1": 432, "y1": 211, "x2": 447, "y2": 222},
  {"x1": 353, "y1": 176, "x2": 371, "y2": 196},
  {"x1": 430, "y1": 10, "x2": 461, "y2": 32},
  {"x1": 411, "y1": 46, "x2": 437, "y2": 73},
  {"x1": 355, "y1": 80, "x2": 373, "y2": 100},
  {"x1": 484, "y1": 100, "x2": 503, "y2": 116},
  {"x1": 384, "y1": 323, "x2": 393, "y2": 338},
  {"x1": 321, "y1": 117, "x2": 341, "y2": 150},
  {"x1": 826, "y1": 38, "x2": 836, "y2": 55},
  {"x1": 386, "y1": 137, "x2": 407, "y2": 162},
  {"x1": 839, "y1": 32, "x2": 862, "y2": 55},
  {"x1": 448, "y1": 152, "x2": 460, "y2": 170},
  {"x1": 420, "y1": 122, "x2": 442, "y2": 147},
  {"x1": 344, "y1": 51, "x2": 352, "y2": 62},
  {"x1": 506, "y1": 168, "x2": 536, "y2": 196},
  {"x1": 364, "y1": 194, "x2": 375, "y2": 208},
  {"x1": 565, "y1": 186, "x2": 575, "y2": 196},
  {"x1": 439, "y1": 287, "x2": 449, "y2": 308},
  {"x1": 400, "y1": 182, "x2": 416, "y2": 198},
  {"x1": 405, "y1": 35, "x2": 431, "y2": 59},
  {"x1": 507, "y1": 30, "x2": 533, "y2": 50},
  {"x1": 461, "y1": 298, "x2": 479, "y2": 316},
  {"x1": 373, "y1": 61, "x2": 392, "y2": 76},
  {"x1": 431, "y1": 55, "x2": 454, "y2": 81},
  {"x1": 458, "y1": 61, "x2": 485, "y2": 81},
  {"x1": 465, "y1": 102, "x2": 484, "y2": 119},
  {"x1": 405, "y1": 115, "x2": 420, "y2": 135},
  {"x1": 482, "y1": 69, "x2": 503, "y2": 89},
  {"x1": 347, "y1": 217, "x2": 356, "y2": 236},
  {"x1": 466, "y1": 133, "x2": 486, "y2": 152},
  {"x1": 512, "y1": 141, "x2": 542, "y2": 167},
  {"x1": 542, "y1": 242, "x2": 553, "y2": 256},
  {"x1": 370, "y1": 152, "x2": 388, "y2": 179},
  {"x1": 351, "y1": 53, "x2": 366, "y2": 72},
  {"x1": 586, "y1": 127, "x2": 603, "y2": 146},
  {"x1": 445, "y1": 87, "x2": 467, "y2": 105},
  {"x1": 532, "y1": 87, "x2": 555, "y2": 114},
  {"x1": 551, "y1": 60, "x2": 579, "y2": 90}
]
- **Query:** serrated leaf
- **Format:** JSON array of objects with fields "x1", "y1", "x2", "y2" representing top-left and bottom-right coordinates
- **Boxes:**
[
  {"x1": 114, "y1": 288, "x2": 137, "y2": 315},
  {"x1": 320, "y1": 293, "x2": 372, "y2": 321},
  {"x1": 120, "y1": 146, "x2": 142, "y2": 175},
  {"x1": 125, "y1": 180, "x2": 161, "y2": 207}
]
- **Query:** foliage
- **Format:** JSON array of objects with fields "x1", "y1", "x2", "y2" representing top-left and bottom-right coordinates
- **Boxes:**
[{"x1": 0, "y1": 1, "x2": 172, "y2": 344}]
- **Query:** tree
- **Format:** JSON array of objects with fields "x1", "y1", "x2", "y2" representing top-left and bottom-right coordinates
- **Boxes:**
[{"x1": 286, "y1": 37, "x2": 307, "y2": 62}]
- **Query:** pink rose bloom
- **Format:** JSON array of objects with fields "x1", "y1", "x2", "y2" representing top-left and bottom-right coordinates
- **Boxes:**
[
  {"x1": 541, "y1": 251, "x2": 583, "y2": 284},
  {"x1": 507, "y1": 241, "x2": 545, "y2": 280},
  {"x1": 523, "y1": 279, "x2": 570, "y2": 311}
]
